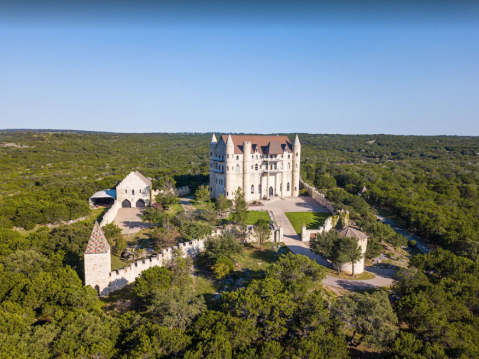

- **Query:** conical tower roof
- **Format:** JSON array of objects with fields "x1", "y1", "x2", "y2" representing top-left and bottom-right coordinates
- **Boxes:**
[
  {"x1": 211, "y1": 133, "x2": 217, "y2": 144},
  {"x1": 226, "y1": 134, "x2": 234, "y2": 146},
  {"x1": 294, "y1": 134, "x2": 300, "y2": 146},
  {"x1": 85, "y1": 221, "x2": 110, "y2": 254}
]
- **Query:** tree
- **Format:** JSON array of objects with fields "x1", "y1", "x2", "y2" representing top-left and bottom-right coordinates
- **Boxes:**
[
  {"x1": 201, "y1": 207, "x2": 219, "y2": 225},
  {"x1": 195, "y1": 185, "x2": 210, "y2": 205},
  {"x1": 114, "y1": 235, "x2": 127, "y2": 255},
  {"x1": 154, "y1": 176, "x2": 179, "y2": 208},
  {"x1": 204, "y1": 231, "x2": 242, "y2": 264},
  {"x1": 232, "y1": 187, "x2": 248, "y2": 226},
  {"x1": 212, "y1": 256, "x2": 235, "y2": 279},
  {"x1": 266, "y1": 253, "x2": 326, "y2": 298},
  {"x1": 338, "y1": 236, "x2": 363, "y2": 276},
  {"x1": 135, "y1": 266, "x2": 171, "y2": 299},
  {"x1": 215, "y1": 193, "x2": 230, "y2": 217},
  {"x1": 168, "y1": 248, "x2": 193, "y2": 288},
  {"x1": 147, "y1": 286, "x2": 206, "y2": 330},
  {"x1": 331, "y1": 291, "x2": 398, "y2": 348},
  {"x1": 253, "y1": 219, "x2": 271, "y2": 249}
]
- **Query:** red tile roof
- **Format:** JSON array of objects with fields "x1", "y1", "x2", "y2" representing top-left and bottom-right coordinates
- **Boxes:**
[
  {"x1": 219, "y1": 135, "x2": 293, "y2": 154},
  {"x1": 85, "y1": 221, "x2": 110, "y2": 254}
]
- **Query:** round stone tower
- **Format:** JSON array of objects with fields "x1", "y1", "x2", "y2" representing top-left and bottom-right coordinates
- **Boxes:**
[
  {"x1": 209, "y1": 133, "x2": 217, "y2": 198},
  {"x1": 292, "y1": 134, "x2": 301, "y2": 197},
  {"x1": 225, "y1": 135, "x2": 235, "y2": 199},
  {"x1": 243, "y1": 141, "x2": 252, "y2": 202}
]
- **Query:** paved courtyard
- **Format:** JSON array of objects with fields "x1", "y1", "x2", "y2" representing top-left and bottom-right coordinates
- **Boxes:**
[
  {"x1": 252, "y1": 196, "x2": 396, "y2": 290},
  {"x1": 114, "y1": 208, "x2": 151, "y2": 235}
]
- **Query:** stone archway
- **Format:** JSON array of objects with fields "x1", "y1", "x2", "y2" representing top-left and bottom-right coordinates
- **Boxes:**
[
  {"x1": 122, "y1": 199, "x2": 131, "y2": 208},
  {"x1": 136, "y1": 199, "x2": 145, "y2": 208}
]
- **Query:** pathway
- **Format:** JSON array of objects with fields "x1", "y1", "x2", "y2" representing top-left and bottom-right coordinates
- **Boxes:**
[
  {"x1": 375, "y1": 214, "x2": 432, "y2": 254},
  {"x1": 255, "y1": 197, "x2": 397, "y2": 290},
  {"x1": 180, "y1": 196, "x2": 197, "y2": 214},
  {"x1": 115, "y1": 208, "x2": 151, "y2": 235}
]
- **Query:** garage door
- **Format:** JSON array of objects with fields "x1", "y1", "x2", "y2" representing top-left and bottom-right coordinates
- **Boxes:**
[
  {"x1": 136, "y1": 199, "x2": 145, "y2": 208},
  {"x1": 122, "y1": 199, "x2": 131, "y2": 208}
]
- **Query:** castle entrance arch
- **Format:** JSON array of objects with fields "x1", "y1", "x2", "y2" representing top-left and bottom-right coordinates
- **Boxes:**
[
  {"x1": 269, "y1": 186, "x2": 274, "y2": 197},
  {"x1": 122, "y1": 199, "x2": 131, "y2": 208},
  {"x1": 136, "y1": 199, "x2": 145, "y2": 208}
]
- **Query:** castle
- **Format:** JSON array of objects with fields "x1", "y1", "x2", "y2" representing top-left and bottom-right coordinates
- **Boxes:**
[{"x1": 209, "y1": 134, "x2": 301, "y2": 201}]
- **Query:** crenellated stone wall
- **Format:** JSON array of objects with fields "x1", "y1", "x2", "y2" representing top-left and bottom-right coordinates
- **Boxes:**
[
  {"x1": 100, "y1": 200, "x2": 120, "y2": 227},
  {"x1": 108, "y1": 239, "x2": 205, "y2": 293},
  {"x1": 299, "y1": 179, "x2": 335, "y2": 213}
]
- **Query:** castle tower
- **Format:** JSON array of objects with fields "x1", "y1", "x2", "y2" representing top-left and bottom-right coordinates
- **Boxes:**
[
  {"x1": 84, "y1": 221, "x2": 111, "y2": 296},
  {"x1": 292, "y1": 134, "x2": 301, "y2": 197},
  {"x1": 225, "y1": 135, "x2": 235, "y2": 199},
  {"x1": 209, "y1": 133, "x2": 217, "y2": 198},
  {"x1": 243, "y1": 141, "x2": 252, "y2": 202}
]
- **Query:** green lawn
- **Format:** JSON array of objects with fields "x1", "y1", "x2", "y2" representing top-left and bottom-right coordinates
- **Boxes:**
[
  {"x1": 164, "y1": 203, "x2": 184, "y2": 215},
  {"x1": 191, "y1": 200, "x2": 214, "y2": 210},
  {"x1": 111, "y1": 254, "x2": 131, "y2": 271},
  {"x1": 285, "y1": 212, "x2": 331, "y2": 236},
  {"x1": 226, "y1": 210, "x2": 271, "y2": 225}
]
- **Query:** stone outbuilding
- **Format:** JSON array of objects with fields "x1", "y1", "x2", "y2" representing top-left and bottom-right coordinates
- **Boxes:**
[
  {"x1": 333, "y1": 227, "x2": 368, "y2": 275},
  {"x1": 84, "y1": 221, "x2": 111, "y2": 296},
  {"x1": 116, "y1": 171, "x2": 152, "y2": 208}
]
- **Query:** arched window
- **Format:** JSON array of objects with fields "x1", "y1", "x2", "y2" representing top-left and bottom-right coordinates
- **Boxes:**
[
  {"x1": 252, "y1": 155, "x2": 254, "y2": 159},
  {"x1": 227, "y1": 192, "x2": 229, "y2": 196},
  {"x1": 288, "y1": 154, "x2": 291, "y2": 159},
  {"x1": 236, "y1": 164, "x2": 239, "y2": 172},
  {"x1": 295, "y1": 187, "x2": 297, "y2": 191},
  {"x1": 139, "y1": 189, "x2": 141, "y2": 193},
  {"x1": 287, "y1": 182, "x2": 290, "y2": 191},
  {"x1": 236, "y1": 155, "x2": 239, "y2": 160},
  {"x1": 251, "y1": 185, "x2": 254, "y2": 193},
  {"x1": 227, "y1": 154, "x2": 229, "y2": 158},
  {"x1": 227, "y1": 166, "x2": 229, "y2": 171},
  {"x1": 255, "y1": 164, "x2": 258, "y2": 170},
  {"x1": 125, "y1": 189, "x2": 127, "y2": 194},
  {"x1": 296, "y1": 152, "x2": 298, "y2": 157}
]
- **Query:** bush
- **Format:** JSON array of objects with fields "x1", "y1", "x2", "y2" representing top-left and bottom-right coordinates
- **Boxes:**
[
  {"x1": 212, "y1": 256, "x2": 235, "y2": 279},
  {"x1": 299, "y1": 189, "x2": 309, "y2": 196},
  {"x1": 408, "y1": 240, "x2": 417, "y2": 248}
]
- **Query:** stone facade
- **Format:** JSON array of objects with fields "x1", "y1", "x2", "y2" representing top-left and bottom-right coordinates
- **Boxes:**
[
  {"x1": 209, "y1": 134, "x2": 301, "y2": 201},
  {"x1": 116, "y1": 171, "x2": 152, "y2": 208}
]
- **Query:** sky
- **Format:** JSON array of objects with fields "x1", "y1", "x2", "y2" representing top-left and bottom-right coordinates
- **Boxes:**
[{"x1": 0, "y1": 0, "x2": 478, "y2": 135}]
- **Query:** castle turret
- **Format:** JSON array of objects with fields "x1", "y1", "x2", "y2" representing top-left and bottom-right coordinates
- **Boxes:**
[
  {"x1": 209, "y1": 134, "x2": 218, "y2": 198},
  {"x1": 84, "y1": 221, "x2": 111, "y2": 296},
  {"x1": 225, "y1": 135, "x2": 235, "y2": 199},
  {"x1": 243, "y1": 141, "x2": 252, "y2": 202},
  {"x1": 292, "y1": 134, "x2": 301, "y2": 197}
]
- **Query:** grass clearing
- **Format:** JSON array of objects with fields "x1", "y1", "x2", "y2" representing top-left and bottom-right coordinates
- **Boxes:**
[
  {"x1": 285, "y1": 212, "x2": 331, "y2": 236},
  {"x1": 111, "y1": 254, "x2": 132, "y2": 271},
  {"x1": 226, "y1": 210, "x2": 271, "y2": 225}
]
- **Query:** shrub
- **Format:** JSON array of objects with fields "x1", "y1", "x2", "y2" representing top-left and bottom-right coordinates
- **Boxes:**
[
  {"x1": 299, "y1": 189, "x2": 309, "y2": 196},
  {"x1": 408, "y1": 240, "x2": 417, "y2": 248},
  {"x1": 212, "y1": 256, "x2": 235, "y2": 279}
]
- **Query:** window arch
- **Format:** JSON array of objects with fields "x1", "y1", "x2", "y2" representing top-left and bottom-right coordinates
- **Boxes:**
[
  {"x1": 296, "y1": 152, "x2": 298, "y2": 157},
  {"x1": 287, "y1": 182, "x2": 290, "y2": 191},
  {"x1": 251, "y1": 185, "x2": 254, "y2": 193},
  {"x1": 236, "y1": 155, "x2": 239, "y2": 160},
  {"x1": 236, "y1": 164, "x2": 239, "y2": 172},
  {"x1": 125, "y1": 189, "x2": 127, "y2": 194},
  {"x1": 288, "y1": 154, "x2": 291, "y2": 159},
  {"x1": 255, "y1": 164, "x2": 258, "y2": 170},
  {"x1": 132, "y1": 189, "x2": 135, "y2": 195},
  {"x1": 227, "y1": 154, "x2": 229, "y2": 158}
]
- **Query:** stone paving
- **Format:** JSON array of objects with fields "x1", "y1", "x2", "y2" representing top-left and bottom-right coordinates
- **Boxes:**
[
  {"x1": 252, "y1": 196, "x2": 396, "y2": 290},
  {"x1": 114, "y1": 208, "x2": 151, "y2": 235}
]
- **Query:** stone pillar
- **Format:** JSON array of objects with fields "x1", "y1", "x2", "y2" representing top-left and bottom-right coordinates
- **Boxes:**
[
  {"x1": 225, "y1": 135, "x2": 235, "y2": 200},
  {"x1": 292, "y1": 134, "x2": 301, "y2": 197},
  {"x1": 243, "y1": 141, "x2": 252, "y2": 202}
]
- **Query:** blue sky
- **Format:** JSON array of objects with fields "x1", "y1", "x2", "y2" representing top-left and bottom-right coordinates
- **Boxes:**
[{"x1": 0, "y1": 1, "x2": 478, "y2": 135}]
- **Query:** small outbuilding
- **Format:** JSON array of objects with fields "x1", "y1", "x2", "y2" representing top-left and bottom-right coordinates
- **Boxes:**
[
  {"x1": 89, "y1": 189, "x2": 117, "y2": 206},
  {"x1": 333, "y1": 227, "x2": 368, "y2": 275},
  {"x1": 116, "y1": 171, "x2": 152, "y2": 208}
]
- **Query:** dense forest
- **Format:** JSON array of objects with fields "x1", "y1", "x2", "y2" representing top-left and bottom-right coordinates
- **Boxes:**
[{"x1": 1, "y1": 131, "x2": 478, "y2": 358}]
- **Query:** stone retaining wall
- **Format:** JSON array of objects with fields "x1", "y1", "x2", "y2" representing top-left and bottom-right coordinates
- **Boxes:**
[
  {"x1": 100, "y1": 200, "x2": 120, "y2": 227},
  {"x1": 299, "y1": 179, "x2": 335, "y2": 213}
]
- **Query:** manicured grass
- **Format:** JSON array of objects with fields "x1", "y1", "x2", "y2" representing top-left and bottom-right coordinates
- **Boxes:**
[
  {"x1": 322, "y1": 265, "x2": 376, "y2": 280},
  {"x1": 191, "y1": 200, "x2": 214, "y2": 210},
  {"x1": 226, "y1": 210, "x2": 271, "y2": 225},
  {"x1": 231, "y1": 242, "x2": 291, "y2": 273},
  {"x1": 285, "y1": 212, "x2": 331, "y2": 236},
  {"x1": 90, "y1": 207, "x2": 108, "y2": 223},
  {"x1": 165, "y1": 203, "x2": 184, "y2": 215},
  {"x1": 111, "y1": 254, "x2": 131, "y2": 271}
]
